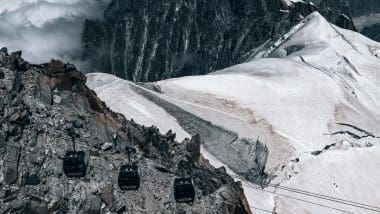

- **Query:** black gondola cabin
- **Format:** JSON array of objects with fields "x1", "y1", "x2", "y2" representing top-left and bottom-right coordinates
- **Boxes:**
[
  {"x1": 174, "y1": 177, "x2": 195, "y2": 203},
  {"x1": 118, "y1": 164, "x2": 140, "y2": 190},
  {"x1": 63, "y1": 151, "x2": 87, "y2": 178}
]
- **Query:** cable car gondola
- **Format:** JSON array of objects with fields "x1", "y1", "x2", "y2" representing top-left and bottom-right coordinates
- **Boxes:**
[
  {"x1": 173, "y1": 160, "x2": 195, "y2": 203},
  {"x1": 118, "y1": 164, "x2": 140, "y2": 190},
  {"x1": 174, "y1": 177, "x2": 195, "y2": 203},
  {"x1": 118, "y1": 146, "x2": 140, "y2": 191},
  {"x1": 63, "y1": 151, "x2": 88, "y2": 178},
  {"x1": 62, "y1": 137, "x2": 88, "y2": 178}
]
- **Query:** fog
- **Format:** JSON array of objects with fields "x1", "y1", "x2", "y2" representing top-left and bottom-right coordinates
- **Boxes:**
[{"x1": 0, "y1": 0, "x2": 110, "y2": 70}]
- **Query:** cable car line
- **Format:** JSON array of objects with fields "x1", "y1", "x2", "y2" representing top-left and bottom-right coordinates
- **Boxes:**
[
  {"x1": 265, "y1": 183, "x2": 380, "y2": 211},
  {"x1": 229, "y1": 174, "x2": 380, "y2": 212},
  {"x1": 250, "y1": 185, "x2": 353, "y2": 213}
]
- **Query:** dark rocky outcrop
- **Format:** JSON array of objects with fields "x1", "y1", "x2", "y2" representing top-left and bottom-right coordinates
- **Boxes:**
[
  {"x1": 0, "y1": 48, "x2": 251, "y2": 213},
  {"x1": 347, "y1": 0, "x2": 380, "y2": 18},
  {"x1": 82, "y1": 0, "x2": 319, "y2": 82},
  {"x1": 319, "y1": 0, "x2": 357, "y2": 30},
  {"x1": 346, "y1": 0, "x2": 380, "y2": 32},
  {"x1": 361, "y1": 23, "x2": 380, "y2": 42}
]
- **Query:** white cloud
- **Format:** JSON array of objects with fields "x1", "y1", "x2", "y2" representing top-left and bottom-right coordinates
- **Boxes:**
[{"x1": 0, "y1": 0, "x2": 110, "y2": 69}]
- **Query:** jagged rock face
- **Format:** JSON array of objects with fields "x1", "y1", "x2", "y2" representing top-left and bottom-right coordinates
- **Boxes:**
[
  {"x1": 361, "y1": 23, "x2": 380, "y2": 42},
  {"x1": 347, "y1": 0, "x2": 380, "y2": 17},
  {"x1": 0, "y1": 49, "x2": 251, "y2": 213},
  {"x1": 318, "y1": 0, "x2": 357, "y2": 30},
  {"x1": 307, "y1": 0, "x2": 380, "y2": 18},
  {"x1": 83, "y1": 0, "x2": 318, "y2": 82},
  {"x1": 346, "y1": 0, "x2": 380, "y2": 40},
  {"x1": 346, "y1": 0, "x2": 380, "y2": 32}
]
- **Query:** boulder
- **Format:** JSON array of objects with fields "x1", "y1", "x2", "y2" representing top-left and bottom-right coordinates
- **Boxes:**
[
  {"x1": 4, "y1": 144, "x2": 21, "y2": 184},
  {"x1": 53, "y1": 95, "x2": 62, "y2": 104},
  {"x1": 73, "y1": 118, "x2": 84, "y2": 128},
  {"x1": 9, "y1": 112, "x2": 21, "y2": 123},
  {"x1": 27, "y1": 200, "x2": 49, "y2": 214},
  {"x1": 23, "y1": 174, "x2": 41, "y2": 186},
  {"x1": 100, "y1": 184, "x2": 114, "y2": 205},
  {"x1": 48, "y1": 199, "x2": 60, "y2": 212},
  {"x1": 48, "y1": 59, "x2": 66, "y2": 74},
  {"x1": 186, "y1": 134, "x2": 202, "y2": 162},
  {"x1": 83, "y1": 195, "x2": 102, "y2": 214},
  {"x1": 101, "y1": 142, "x2": 113, "y2": 151}
]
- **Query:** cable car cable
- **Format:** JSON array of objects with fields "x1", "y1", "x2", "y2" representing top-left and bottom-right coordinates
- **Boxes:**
[
  {"x1": 264, "y1": 183, "x2": 380, "y2": 211},
  {"x1": 229, "y1": 174, "x2": 380, "y2": 212}
]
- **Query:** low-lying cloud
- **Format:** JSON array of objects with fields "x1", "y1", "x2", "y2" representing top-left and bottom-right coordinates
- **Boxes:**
[{"x1": 0, "y1": 0, "x2": 110, "y2": 70}]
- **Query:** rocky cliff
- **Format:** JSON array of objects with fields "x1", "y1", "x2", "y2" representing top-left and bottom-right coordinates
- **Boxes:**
[
  {"x1": 346, "y1": 0, "x2": 380, "y2": 41},
  {"x1": 83, "y1": 0, "x2": 320, "y2": 82},
  {"x1": 0, "y1": 48, "x2": 251, "y2": 213},
  {"x1": 347, "y1": 0, "x2": 380, "y2": 17},
  {"x1": 82, "y1": 0, "x2": 360, "y2": 82},
  {"x1": 361, "y1": 23, "x2": 380, "y2": 42},
  {"x1": 319, "y1": 0, "x2": 357, "y2": 30}
]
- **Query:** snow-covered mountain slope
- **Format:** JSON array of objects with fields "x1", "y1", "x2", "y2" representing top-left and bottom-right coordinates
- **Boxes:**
[
  {"x1": 87, "y1": 12, "x2": 380, "y2": 214},
  {"x1": 85, "y1": 74, "x2": 190, "y2": 141}
]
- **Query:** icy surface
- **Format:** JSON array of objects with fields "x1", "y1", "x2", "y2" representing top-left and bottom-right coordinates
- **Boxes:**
[
  {"x1": 86, "y1": 73, "x2": 190, "y2": 141},
  {"x1": 87, "y1": 12, "x2": 380, "y2": 214}
]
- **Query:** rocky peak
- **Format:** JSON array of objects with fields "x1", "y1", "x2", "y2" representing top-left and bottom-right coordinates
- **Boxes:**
[{"x1": 0, "y1": 48, "x2": 251, "y2": 213}]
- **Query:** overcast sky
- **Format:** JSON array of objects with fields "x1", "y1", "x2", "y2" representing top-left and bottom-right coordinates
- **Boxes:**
[{"x1": 0, "y1": 0, "x2": 110, "y2": 67}]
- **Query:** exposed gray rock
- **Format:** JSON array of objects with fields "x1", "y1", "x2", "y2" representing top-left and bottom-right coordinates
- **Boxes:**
[
  {"x1": 347, "y1": 0, "x2": 380, "y2": 18},
  {"x1": 319, "y1": 0, "x2": 357, "y2": 31},
  {"x1": 53, "y1": 95, "x2": 62, "y2": 104},
  {"x1": 101, "y1": 142, "x2": 113, "y2": 151},
  {"x1": 73, "y1": 118, "x2": 84, "y2": 128},
  {"x1": 361, "y1": 23, "x2": 380, "y2": 42},
  {"x1": 47, "y1": 199, "x2": 60, "y2": 212},
  {"x1": 84, "y1": 195, "x2": 102, "y2": 214},
  {"x1": 22, "y1": 173, "x2": 41, "y2": 186},
  {"x1": 0, "y1": 50, "x2": 251, "y2": 213},
  {"x1": 100, "y1": 183, "x2": 114, "y2": 205},
  {"x1": 4, "y1": 144, "x2": 21, "y2": 184}
]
